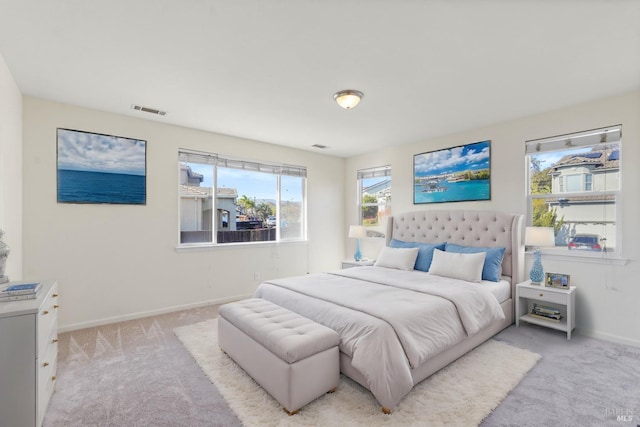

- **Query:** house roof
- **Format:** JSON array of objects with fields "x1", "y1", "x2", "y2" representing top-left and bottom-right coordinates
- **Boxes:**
[{"x1": 551, "y1": 146, "x2": 620, "y2": 171}]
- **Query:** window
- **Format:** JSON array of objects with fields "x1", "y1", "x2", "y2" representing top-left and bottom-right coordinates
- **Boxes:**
[
  {"x1": 179, "y1": 150, "x2": 306, "y2": 245},
  {"x1": 357, "y1": 165, "x2": 391, "y2": 234},
  {"x1": 585, "y1": 174, "x2": 593, "y2": 191},
  {"x1": 565, "y1": 174, "x2": 582, "y2": 192},
  {"x1": 526, "y1": 125, "x2": 621, "y2": 255}
]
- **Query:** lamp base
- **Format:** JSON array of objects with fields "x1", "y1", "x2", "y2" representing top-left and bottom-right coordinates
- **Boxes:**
[
  {"x1": 354, "y1": 239, "x2": 362, "y2": 262},
  {"x1": 529, "y1": 249, "x2": 544, "y2": 284}
]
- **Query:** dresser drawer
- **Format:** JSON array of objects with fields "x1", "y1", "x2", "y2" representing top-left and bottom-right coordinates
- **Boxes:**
[
  {"x1": 0, "y1": 280, "x2": 58, "y2": 427},
  {"x1": 37, "y1": 345, "x2": 57, "y2": 427},
  {"x1": 518, "y1": 286, "x2": 567, "y2": 305},
  {"x1": 37, "y1": 283, "x2": 59, "y2": 357}
]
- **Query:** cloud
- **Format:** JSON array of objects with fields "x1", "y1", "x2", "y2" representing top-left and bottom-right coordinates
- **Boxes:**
[
  {"x1": 415, "y1": 142, "x2": 490, "y2": 175},
  {"x1": 57, "y1": 129, "x2": 146, "y2": 175}
]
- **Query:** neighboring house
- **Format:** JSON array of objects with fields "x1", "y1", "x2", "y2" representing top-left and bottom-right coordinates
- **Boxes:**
[
  {"x1": 547, "y1": 145, "x2": 619, "y2": 249},
  {"x1": 179, "y1": 164, "x2": 239, "y2": 242}
]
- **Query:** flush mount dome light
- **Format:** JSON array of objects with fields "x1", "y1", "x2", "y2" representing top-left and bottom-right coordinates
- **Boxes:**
[{"x1": 334, "y1": 89, "x2": 363, "y2": 109}]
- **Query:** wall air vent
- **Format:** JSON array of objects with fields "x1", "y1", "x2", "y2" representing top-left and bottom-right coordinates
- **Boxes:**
[
  {"x1": 312, "y1": 144, "x2": 328, "y2": 149},
  {"x1": 131, "y1": 104, "x2": 167, "y2": 116}
]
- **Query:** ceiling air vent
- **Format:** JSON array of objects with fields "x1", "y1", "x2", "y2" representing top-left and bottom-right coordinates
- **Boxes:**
[
  {"x1": 131, "y1": 104, "x2": 167, "y2": 116},
  {"x1": 312, "y1": 144, "x2": 328, "y2": 149}
]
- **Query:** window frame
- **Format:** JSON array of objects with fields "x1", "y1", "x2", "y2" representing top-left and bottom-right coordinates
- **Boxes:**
[
  {"x1": 178, "y1": 149, "x2": 307, "y2": 247},
  {"x1": 525, "y1": 125, "x2": 623, "y2": 260}
]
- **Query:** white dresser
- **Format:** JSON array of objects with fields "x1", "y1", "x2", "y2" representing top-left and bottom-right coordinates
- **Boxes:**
[{"x1": 0, "y1": 280, "x2": 59, "y2": 427}]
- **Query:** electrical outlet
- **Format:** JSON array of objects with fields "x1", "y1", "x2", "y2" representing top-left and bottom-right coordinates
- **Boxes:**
[{"x1": 254, "y1": 272, "x2": 261, "y2": 280}]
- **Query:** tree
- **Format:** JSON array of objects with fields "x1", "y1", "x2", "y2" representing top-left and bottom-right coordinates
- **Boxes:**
[
  {"x1": 238, "y1": 195, "x2": 256, "y2": 218},
  {"x1": 255, "y1": 202, "x2": 274, "y2": 222},
  {"x1": 532, "y1": 200, "x2": 565, "y2": 234},
  {"x1": 530, "y1": 157, "x2": 543, "y2": 173},
  {"x1": 530, "y1": 167, "x2": 552, "y2": 194},
  {"x1": 530, "y1": 163, "x2": 563, "y2": 232},
  {"x1": 362, "y1": 194, "x2": 379, "y2": 225}
]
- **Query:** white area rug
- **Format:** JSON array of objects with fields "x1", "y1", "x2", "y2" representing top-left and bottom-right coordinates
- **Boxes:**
[{"x1": 174, "y1": 319, "x2": 541, "y2": 427}]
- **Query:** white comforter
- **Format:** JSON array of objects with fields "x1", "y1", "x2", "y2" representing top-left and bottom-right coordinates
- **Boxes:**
[{"x1": 253, "y1": 266, "x2": 504, "y2": 409}]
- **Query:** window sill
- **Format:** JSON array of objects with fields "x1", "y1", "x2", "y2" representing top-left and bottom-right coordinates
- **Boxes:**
[
  {"x1": 175, "y1": 239, "x2": 308, "y2": 253},
  {"x1": 526, "y1": 249, "x2": 628, "y2": 266}
]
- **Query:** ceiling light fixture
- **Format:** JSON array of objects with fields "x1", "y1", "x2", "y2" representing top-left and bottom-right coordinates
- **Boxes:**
[{"x1": 334, "y1": 89, "x2": 363, "y2": 109}]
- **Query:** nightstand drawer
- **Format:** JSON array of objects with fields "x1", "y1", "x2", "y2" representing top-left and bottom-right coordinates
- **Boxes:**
[
  {"x1": 518, "y1": 286, "x2": 566, "y2": 305},
  {"x1": 341, "y1": 259, "x2": 375, "y2": 269}
]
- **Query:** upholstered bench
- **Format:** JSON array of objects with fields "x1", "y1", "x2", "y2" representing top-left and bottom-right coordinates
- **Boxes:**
[{"x1": 218, "y1": 298, "x2": 340, "y2": 415}]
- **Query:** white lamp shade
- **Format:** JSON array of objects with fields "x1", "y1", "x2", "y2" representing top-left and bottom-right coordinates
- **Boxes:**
[
  {"x1": 348, "y1": 225, "x2": 367, "y2": 239},
  {"x1": 524, "y1": 226, "x2": 555, "y2": 247}
]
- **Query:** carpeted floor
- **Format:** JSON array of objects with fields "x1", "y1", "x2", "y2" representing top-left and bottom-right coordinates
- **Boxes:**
[
  {"x1": 174, "y1": 318, "x2": 540, "y2": 426},
  {"x1": 44, "y1": 305, "x2": 242, "y2": 427},
  {"x1": 44, "y1": 305, "x2": 640, "y2": 426}
]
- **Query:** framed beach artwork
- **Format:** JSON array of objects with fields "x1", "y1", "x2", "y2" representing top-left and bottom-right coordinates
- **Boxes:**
[
  {"x1": 57, "y1": 128, "x2": 147, "y2": 205},
  {"x1": 413, "y1": 140, "x2": 491, "y2": 204}
]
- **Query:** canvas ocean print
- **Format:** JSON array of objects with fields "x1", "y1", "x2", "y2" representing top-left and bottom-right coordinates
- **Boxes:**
[
  {"x1": 57, "y1": 128, "x2": 147, "y2": 204},
  {"x1": 414, "y1": 140, "x2": 491, "y2": 204}
]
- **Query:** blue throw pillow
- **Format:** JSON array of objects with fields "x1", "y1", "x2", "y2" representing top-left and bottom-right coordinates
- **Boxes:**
[
  {"x1": 444, "y1": 243, "x2": 506, "y2": 282},
  {"x1": 389, "y1": 239, "x2": 446, "y2": 272}
]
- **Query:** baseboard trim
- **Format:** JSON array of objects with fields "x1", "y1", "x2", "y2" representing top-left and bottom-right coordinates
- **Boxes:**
[
  {"x1": 58, "y1": 293, "x2": 253, "y2": 333},
  {"x1": 577, "y1": 328, "x2": 640, "y2": 348}
]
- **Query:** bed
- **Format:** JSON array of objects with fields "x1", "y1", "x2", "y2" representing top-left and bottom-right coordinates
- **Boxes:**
[{"x1": 254, "y1": 209, "x2": 524, "y2": 412}]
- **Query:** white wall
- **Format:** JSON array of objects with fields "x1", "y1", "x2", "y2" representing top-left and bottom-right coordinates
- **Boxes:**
[
  {"x1": 346, "y1": 91, "x2": 640, "y2": 347},
  {"x1": 22, "y1": 97, "x2": 345, "y2": 331},
  {"x1": 0, "y1": 53, "x2": 23, "y2": 280}
]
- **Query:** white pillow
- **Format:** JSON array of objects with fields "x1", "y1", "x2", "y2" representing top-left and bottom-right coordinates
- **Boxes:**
[
  {"x1": 428, "y1": 249, "x2": 486, "y2": 283},
  {"x1": 374, "y1": 246, "x2": 419, "y2": 271}
]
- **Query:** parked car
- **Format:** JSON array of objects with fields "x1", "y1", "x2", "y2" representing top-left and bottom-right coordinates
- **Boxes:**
[
  {"x1": 266, "y1": 216, "x2": 277, "y2": 227},
  {"x1": 568, "y1": 234, "x2": 603, "y2": 251}
]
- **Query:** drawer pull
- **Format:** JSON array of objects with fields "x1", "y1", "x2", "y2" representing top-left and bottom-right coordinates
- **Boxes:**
[
  {"x1": 42, "y1": 310, "x2": 49, "y2": 315},
  {"x1": 52, "y1": 375, "x2": 57, "y2": 381},
  {"x1": 52, "y1": 338, "x2": 59, "y2": 343},
  {"x1": 539, "y1": 293, "x2": 543, "y2": 297},
  {"x1": 54, "y1": 305, "x2": 60, "y2": 309},
  {"x1": 53, "y1": 293, "x2": 59, "y2": 298},
  {"x1": 43, "y1": 362, "x2": 49, "y2": 367}
]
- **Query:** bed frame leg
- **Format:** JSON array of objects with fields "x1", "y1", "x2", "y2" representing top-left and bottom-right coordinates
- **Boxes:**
[
  {"x1": 327, "y1": 387, "x2": 337, "y2": 393},
  {"x1": 381, "y1": 406, "x2": 392, "y2": 415},
  {"x1": 284, "y1": 408, "x2": 299, "y2": 416}
]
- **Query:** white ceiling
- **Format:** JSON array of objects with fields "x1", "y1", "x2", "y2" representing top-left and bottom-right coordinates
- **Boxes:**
[{"x1": 1, "y1": 1, "x2": 639, "y2": 157}]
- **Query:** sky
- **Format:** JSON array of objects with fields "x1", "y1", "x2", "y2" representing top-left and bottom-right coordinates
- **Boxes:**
[
  {"x1": 531, "y1": 151, "x2": 565, "y2": 169},
  {"x1": 187, "y1": 163, "x2": 303, "y2": 202},
  {"x1": 529, "y1": 144, "x2": 616, "y2": 170},
  {"x1": 57, "y1": 129, "x2": 146, "y2": 175},
  {"x1": 414, "y1": 140, "x2": 490, "y2": 177}
]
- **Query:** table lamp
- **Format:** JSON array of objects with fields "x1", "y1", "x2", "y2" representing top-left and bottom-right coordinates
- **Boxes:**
[
  {"x1": 524, "y1": 226, "x2": 555, "y2": 284},
  {"x1": 348, "y1": 225, "x2": 367, "y2": 261}
]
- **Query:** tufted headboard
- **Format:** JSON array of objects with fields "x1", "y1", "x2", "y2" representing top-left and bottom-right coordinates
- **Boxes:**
[{"x1": 386, "y1": 209, "x2": 524, "y2": 283}]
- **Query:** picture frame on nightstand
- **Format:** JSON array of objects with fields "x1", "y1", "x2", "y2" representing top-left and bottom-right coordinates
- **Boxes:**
[{"x1": 545, "y1": 272, "x2": 570, "y2": 289}]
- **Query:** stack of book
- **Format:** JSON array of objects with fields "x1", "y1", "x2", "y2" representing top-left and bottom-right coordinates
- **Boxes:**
[
  {"x1": 530, "y1": 303, "x2": 562, "y2": 322},
  {"x1": 0, "y1": 282, "x2": 41, "y2": 302}
]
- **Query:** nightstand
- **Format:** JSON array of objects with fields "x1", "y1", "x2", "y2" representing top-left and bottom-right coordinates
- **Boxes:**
[
  {"x1": 516, "y1": 280, "x2": 576, "y2": 339},
  {"x1": 341, "y1": 259, "x2": 375, "y2": 269}
]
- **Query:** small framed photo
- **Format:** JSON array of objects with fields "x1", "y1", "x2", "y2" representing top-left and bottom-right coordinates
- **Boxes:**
[{"x1": 545, "y1": 272, "x2": 571, "y2": 289}]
